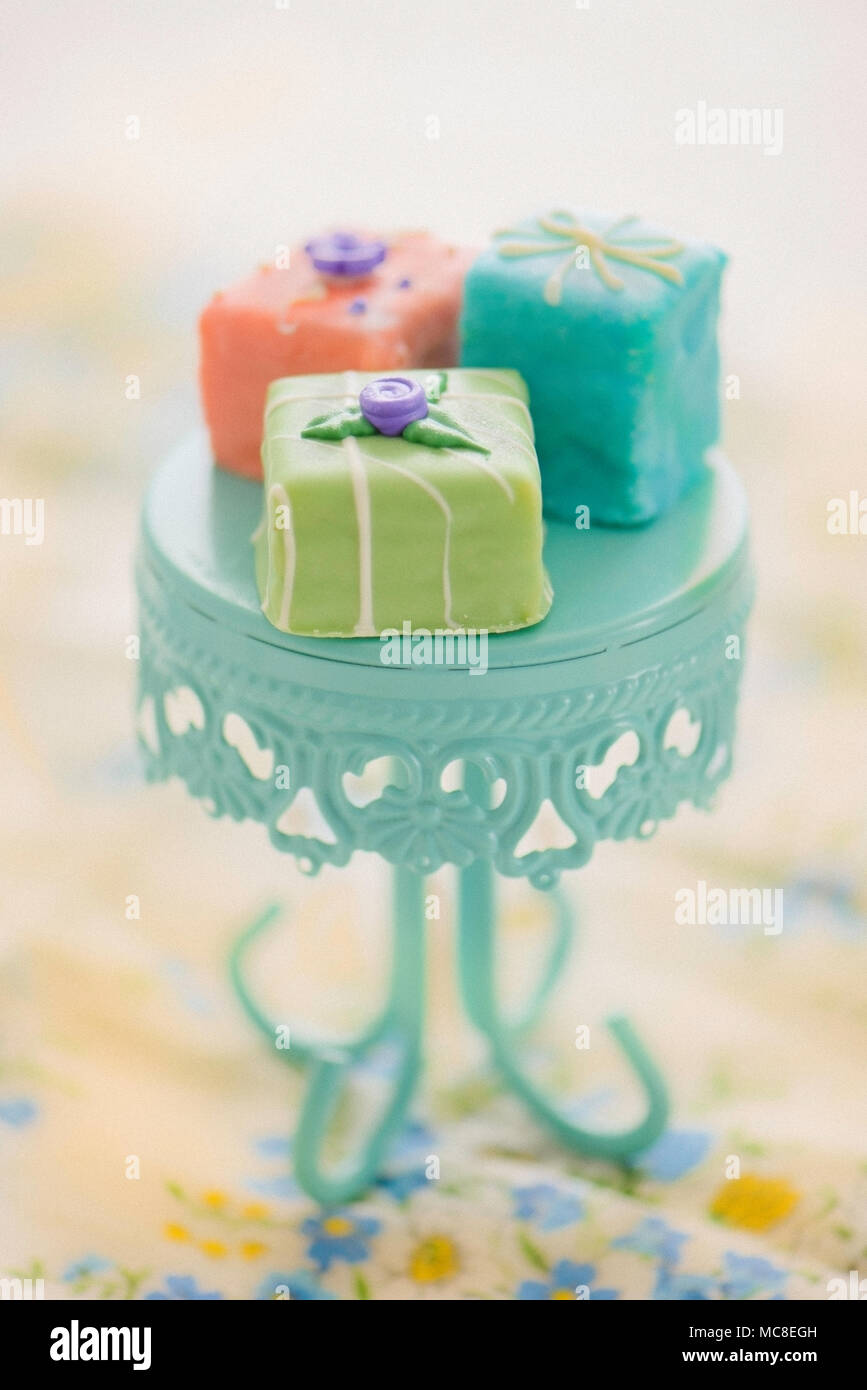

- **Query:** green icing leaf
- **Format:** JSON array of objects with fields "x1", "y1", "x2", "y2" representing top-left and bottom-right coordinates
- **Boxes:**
[
  {"x1": 402, "y1": 407, "x2": 489, "y2": 454},
  {"x1": 422, "y1": 370, "x2": 449, "y2": 403},
  {"x1": 301, "y1": 405, "x2": 376, "y2": 441},
  {"x1": 300, "y1": 387, "x2": 489, "y2": 453}
]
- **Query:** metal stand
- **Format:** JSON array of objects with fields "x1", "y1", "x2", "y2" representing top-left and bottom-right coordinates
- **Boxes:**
[
  {"x1": 230, "y1": 824, "x2": 667, "y2": 1205},
  {"x1": 138, "y1": 437, "x2": 751, "y2": 1207}
]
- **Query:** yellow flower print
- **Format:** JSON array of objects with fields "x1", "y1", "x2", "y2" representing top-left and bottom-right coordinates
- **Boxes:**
[
  {"x1": 163, "y1": 1180, "x2": 287, "y2": 1261},
  {"x1": 199, "y1": 1239, "x2": 228, "y2": 1259},
  {"x1": 240, "y1": 1240, "x2": 268, "y2": 1261},
  {"x1": 710, "y1": 1175, "x2": 800, "y2": 1231},
  {"x1": 322, "y1": 1216, "x2": 355, "y2": 1238},
  {"x1": 410, "y1": 1235, "x2": 460, "y2": 1284},
  {"x1": 241, "y1": 1202, "x2": 270, "y2": 1222},
  {"x1": 201, "y1": 1190, "x2": 228, "y2": 1211}
]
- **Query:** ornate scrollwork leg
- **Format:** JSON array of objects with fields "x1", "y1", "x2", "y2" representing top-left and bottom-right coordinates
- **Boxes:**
[
  {"x1": 228, "y1": 871, "x2": 425, "y2": 1206},
  {"x1": 229, "y1": 868, "x2": 576, "y2": 1203},
  {"x1": 457, "y1": 765, "x2": 668, "y2": 1160}
]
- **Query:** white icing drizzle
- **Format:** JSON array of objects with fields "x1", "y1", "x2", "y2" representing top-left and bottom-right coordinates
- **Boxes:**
[
  {"x1": 372, "y1": 455, "x2": 455, "y2": 627},
  {"x1": 262, "y1": 429, "x2": 375, "y2": 632},
  {"x1": 454, "y1": 369, "x2": 523, "y2": 392},
  {"x1": 510, "y1": 436, "x2": 541, "y2": 467},
  {"x1": 444, "y1": 447, "x2": 514, "y2": 503},
  {"x1": 339, "y1": 370, "x2": 378, "y2": 637},
  {"x1": 440, "y1": 389, "x2": 532, "y2": 423},
  {"x1": 265, "y1": 432, "x2": 311, "y2": 447},
  {"x1": 265, "y1": 389, "x2": 356, "y2": 419},
  {"x1": 262, "y1": 482, "x2": 295, "y2": 629},
  {"x1": 344, "y1": 433, "x2": 376, "y2": 636}
]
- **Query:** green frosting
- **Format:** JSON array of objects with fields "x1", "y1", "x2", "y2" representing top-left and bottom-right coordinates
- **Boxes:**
[
  {"x1": 301, "y1": 406, "x2": 376, "y2": 442},
  {"x1": 402, "y1": 407, "x2": 490, "y2": 454},
  {"x1": 256, "y1": 368, "x2": 551, "y2": 638},
  {"x1": 301, "y1": 372, "x2": 489, "y2": 454}
]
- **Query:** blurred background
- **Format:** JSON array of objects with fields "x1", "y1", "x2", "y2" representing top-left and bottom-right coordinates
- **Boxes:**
[{"x1": 1, "y1": 0, "x2": 865, "y2": 1301}]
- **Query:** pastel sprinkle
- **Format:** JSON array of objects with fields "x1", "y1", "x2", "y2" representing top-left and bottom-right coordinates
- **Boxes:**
[
  {"x1": 397, "y1": 278, "x2": 412, "y2": 289},
  {"x1": 348, "y1": 299, "x2": 367, "y2": 315}
]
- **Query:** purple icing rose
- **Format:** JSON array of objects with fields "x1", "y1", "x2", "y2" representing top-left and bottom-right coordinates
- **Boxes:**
[
  {"x1": 359, "y1": 377, "x2": 429, "y2": 436},
  {"x1": 305, "y1": 232, "x2": 386, "y2": 278}
]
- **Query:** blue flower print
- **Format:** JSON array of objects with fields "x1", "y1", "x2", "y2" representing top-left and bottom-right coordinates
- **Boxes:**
[
  {"x1": 613, "y1": 1216, "x2": 689, "y2": 1264},
  {"x1": 376, "y1": 1120, "x2": 437, "y2": 1201},
  {"x1": 785, "y1": 874, "x2": 866, "y2": 939},
  {"x1": 146, "y1": 1275, "x2": 223, "y2": 1300},
  {"x1": 246, "y1": 1133, "x2": 301, "y2": 1200},
  {"x1": 513, "y1": 1183, "x2": 585, "y2": 1231},
  {"x1": 518, "y1": 1260, "x2": 618, "y2": 1300},
  {"x1": 652, "y1": 1267, "x2": 718, "y2": 1301},
  {"x1": 62, "y1": 1254, "x2": 111, "y2": 1282},
  {"x1": 721, "y1": 1252, "x2": 787, "y2": 1300},
  {"x1": 254, "y1": 1134, "x2": 291, "y2": 1158},
  {"x1": 0, "y1": 1098, "x2": 38, "y2": 1127},
  {"x1": 302, "y1": 1210, "x2": 380, "y2": 1270},
  {"x1": 387, "y1": 1119, "x2": 437, "y2": 1162},
  {"x1": 636, "y1": 1129, "x2": 712, "y2": 1182},
  {"x1": 376, "y1": 1168, "x2": 429, "y2": 1201},
  {"x1": 256, "y1": 1269, "x2": 337, "y2": 1301}
]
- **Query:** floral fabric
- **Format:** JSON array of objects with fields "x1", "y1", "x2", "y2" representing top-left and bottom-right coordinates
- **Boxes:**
[{"x1": 1, "y1": 205, "x2": 865, "y2": 1303}]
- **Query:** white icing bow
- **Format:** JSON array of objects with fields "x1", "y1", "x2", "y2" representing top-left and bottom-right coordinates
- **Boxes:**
[{"x1": 495, "y1": 211, "x2": 685, "y2": 304}]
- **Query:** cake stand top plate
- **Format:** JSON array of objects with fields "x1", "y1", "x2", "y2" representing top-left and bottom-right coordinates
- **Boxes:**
[
  {"x1": 135, "y1": 435, "x2": 752, "y2": 884},
  {"x1": 139, "y1": 434, "x2": 748, "y2": 693}
]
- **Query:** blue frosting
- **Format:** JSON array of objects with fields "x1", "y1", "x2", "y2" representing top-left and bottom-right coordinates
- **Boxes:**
[{"x1": 460, "y1": 210, "x2": 727, "y2": 527}]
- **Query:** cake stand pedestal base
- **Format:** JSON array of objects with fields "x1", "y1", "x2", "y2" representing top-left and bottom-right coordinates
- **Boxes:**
[{"x1": 230, "y1": 856, "x2": 668, "y2": 1206}]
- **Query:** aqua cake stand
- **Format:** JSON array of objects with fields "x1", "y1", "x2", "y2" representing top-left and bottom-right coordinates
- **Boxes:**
[{"x1": 135, "y1": 434, "x2": 752, "y2": 1205}]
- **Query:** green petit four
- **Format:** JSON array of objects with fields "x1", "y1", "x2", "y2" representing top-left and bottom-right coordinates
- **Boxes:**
[{"x1": 254, "y1": 368, "x2": 551, "y2": 638}]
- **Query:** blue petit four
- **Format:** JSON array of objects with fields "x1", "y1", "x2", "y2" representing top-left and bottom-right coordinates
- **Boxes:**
[{"x1": 460, "y1": 209, "x2": 727, "y2": 526}]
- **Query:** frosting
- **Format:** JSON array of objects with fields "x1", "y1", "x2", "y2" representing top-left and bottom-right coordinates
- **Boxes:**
[
  {"x1": 401, "y1": 410, "x2": 489, "y2": 453},
  {"x1": 305, "y1": 231, "x2": 387, "y2": 277},
  {"x1": 344, "y1": 434, "x2": 375, "y2": 635},
  {"x1": 302, "y1": 373, "x2": 489, "y2": 454},
  {"x1": 255, "y1": 369, "x2": 551, "y2": 638},
  {"x1": 495, "y1": 210, "x2": 685, "y2": 304},
  {"x1": 199, "y1": 232, "x2": 471, "y2": 480},
  {"x1": 460, "y1": 210, "x2": 726, "y2": 526},
  {"x1": 359, "y1": 376, "x2": 429, "y2": 435}
]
